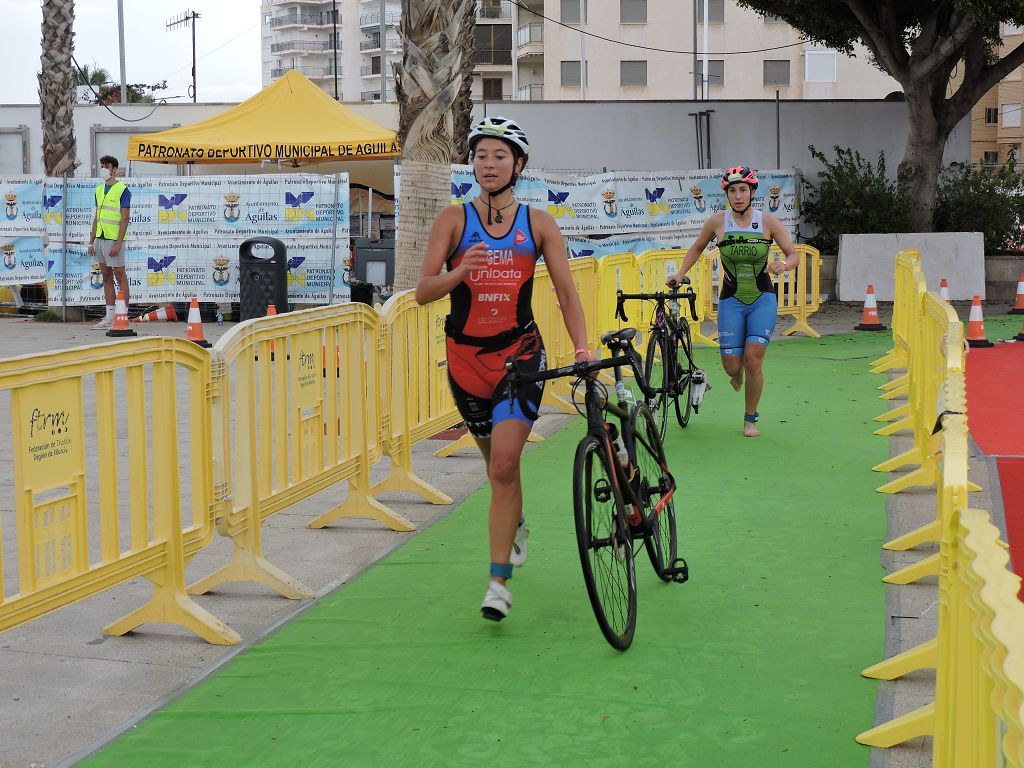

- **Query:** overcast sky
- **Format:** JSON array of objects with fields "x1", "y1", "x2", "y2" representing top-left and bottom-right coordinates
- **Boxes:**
[{"x1": 1, "y1": 0, "x2": 262, "y2": 104}]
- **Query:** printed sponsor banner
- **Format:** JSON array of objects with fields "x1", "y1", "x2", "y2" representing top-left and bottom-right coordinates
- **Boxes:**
[
  {"x1": 0, "y1": 236, "x2": 47, "y2": 285},
  {"x1": 564, "y1": 232, "x2": 692, "y2": 261},
  {"x1": 48, "y1": 238, "x2": 352, "y2": 305},
  {"x1": 0, "y1": 177, "x2": 45, "y2": 236},
  {"x1": 44, "y1": 174, "x2": 349, "y2": 241},
  {"x1": 395, "y1": 165, "x2": 798, "y2": 237}
]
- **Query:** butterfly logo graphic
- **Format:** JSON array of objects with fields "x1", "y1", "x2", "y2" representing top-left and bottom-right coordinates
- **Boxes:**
[
  {"x1": 570, "y1": 248, "x2": 595, "y2": 259},
  {"x1": 547, "y1": 190, "x2": 575, "y2": 219},
  {"x1": 47, "y1": 260, "x2": 55, "y2": 272},
  {"x1": 645, "y1": 187, "x2": 669, "y2": 216},
  {"x1": 43, "y1": 195, "x2": 62, "y2": 209},
  {"x1": 43, "y1": 194, "x2": 64, "y2": 224},
  {"x1": 451, "y1": 182, "x2": 473, "y2": 201},
  {"x1": 158, "y1": 194, "x2": 188, "y2": 208},
  {"x1": 147, "y1": 255, "x2": 176, "y2": 286},
  {"x1": 285, "y1": 192, "x2": 315, "y2": 207},
  {"x1": 287, "y1": 256, "x2": 306, "y2": 270},
  {"x1": 157, "y1": 194, "x2": 188, "y2": 223},
  {"x1": 285, "y1": 192, "x2": 315, "y2": 222},
  {"x1": 148, "y1": 255, "x2": 176, "y2": 271}
]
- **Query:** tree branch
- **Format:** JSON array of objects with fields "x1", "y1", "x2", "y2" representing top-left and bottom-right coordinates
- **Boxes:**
[
  {"x1": 842, "y1": 0, "x2": 909, "y2": 81},
  {"x1": 913, "y1": 9, "x2": 975, "y2": 79},
  {"x1": 912, "y1": 0, "x2": 952, "y2": 59},
  {"x1": 945, "y1": 40, "x2": 1024, "y2": 125}
]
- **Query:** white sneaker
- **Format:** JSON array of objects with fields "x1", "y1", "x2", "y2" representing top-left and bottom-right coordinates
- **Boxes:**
[
  {"x1": 481, "y1": 580, "x2": 512, "y2": 621},
  {"x1": 510, "y1": 520, "x2": 529, "y2": 567},
  {"x1": 92, "y1": 316, "x2": 114, "y2": 330}
]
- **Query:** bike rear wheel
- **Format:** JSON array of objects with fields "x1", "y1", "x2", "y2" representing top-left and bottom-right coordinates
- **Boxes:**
[
  {"x1": 643, "y1": 329, "x2": 671, "y2": 438},
  {"x1": 629, "y1": 405, "x2": 678, "y2": 581},
  {"x1": 573, "y1": 434, "x2": 637, "y2": 650},
  {"x1": 673, "y1": 321, "x2": 695, "y2": 429}
]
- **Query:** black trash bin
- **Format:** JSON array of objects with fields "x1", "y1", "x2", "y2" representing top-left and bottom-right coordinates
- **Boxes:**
[
  {"x1": 349, "y1": 281, "x2": 374, "y2": 306},
  {"x1": 239, "y1": 236, "x2": 289, "y2": 321}
]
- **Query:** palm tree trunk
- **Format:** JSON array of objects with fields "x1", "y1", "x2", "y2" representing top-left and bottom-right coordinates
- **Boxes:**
[
  {"x1": 393, "y1": 0, "x2": 475, "y2": 291},
  {"x1": 39, "y1": 0, "x2": 79, "y2": 176}
]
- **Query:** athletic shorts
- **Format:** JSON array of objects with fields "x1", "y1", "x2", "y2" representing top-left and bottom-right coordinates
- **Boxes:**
[
  {"x1": 94, "y1": 238, "x2": 126, "y2": 268},
  {"x1": 446, "y1": 328, "x2": 547, "y2": 439},
  {"x1": 717, "y1": 292, "x2": 777, "y2": 356}
]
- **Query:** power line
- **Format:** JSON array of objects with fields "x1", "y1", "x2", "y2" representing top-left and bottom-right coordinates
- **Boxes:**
[
  {"x1": 71, "y1": 56, "x2": 165, "y2": 122},
  {"x1": 507, "y1": 0, "x2": 808, "y2": 55},
  {"x1": 159, "y1": 23, "x2": 258, "y2": 80}
]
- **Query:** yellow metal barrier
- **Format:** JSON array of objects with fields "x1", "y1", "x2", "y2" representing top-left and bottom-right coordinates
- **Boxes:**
[
  {"x1": 372, "y1": 292, "x2": 463, "y2": 494},
  {"x1": 596, "y1": 252, "x2": 642, "y2": 337},
  {"x1": 189, "y1": 304, "x2": 411, "y2": 601},
  {"x1": 858, "y1": 379, "x2": 1024, "y2": 764},
  {"x1": 638, "y1": 249, "x2": 718, "y2": 347},
  {"x1": 871, "y1": 248, "x2": 920, "y2": 375},
  {"x1": 0, "y1": 339, "x2": 238, "y2": 644}
]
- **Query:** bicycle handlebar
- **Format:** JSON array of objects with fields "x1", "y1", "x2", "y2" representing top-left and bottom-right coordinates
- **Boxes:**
[{"x1": 615, "y1": 289, "x2": 698, "y2": 323}]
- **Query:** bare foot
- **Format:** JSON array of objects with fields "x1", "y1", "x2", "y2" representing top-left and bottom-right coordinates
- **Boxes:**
[
  {"x1": 730, "y1": 372, "x2": 743, "y2": 391},
  {"x1": 744, "y1": 420, "x2": 760, "y2": 438}
]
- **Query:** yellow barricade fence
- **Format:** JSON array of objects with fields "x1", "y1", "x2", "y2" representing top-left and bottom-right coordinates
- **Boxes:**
[
  {"x1": 871, "y1": 248, "x2": 920, "y2": 377},
  {"x1": 596, "y1": 252, "x2": 642, "y2": 337},
  {"x1": 372, "y1": 292, "x2": 465, "y2": 488},
  {"x1": 637, "y1": 250, "x2": 718, "y2": 347},
  {"x1": 0, "y1": 338, "x2": 239, "y2": 645},
  {"x1": 858, "y1": 377, "x2": 1024, "y2": 765},
  {"x1": 188, "y1": 304, "x2": 411, "y2": 602}
]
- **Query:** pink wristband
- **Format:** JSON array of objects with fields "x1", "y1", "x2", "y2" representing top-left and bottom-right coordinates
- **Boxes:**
[{"x1": 574, "y1": 348, "x2": 589, "y2": 355}]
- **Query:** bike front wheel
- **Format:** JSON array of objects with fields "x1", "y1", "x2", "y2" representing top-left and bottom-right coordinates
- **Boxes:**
[
  {"x1": 629, "y1": 405, "x2": 678, "y2": 581},
  {"x1": 673, "y1": 321, "x2": 695, "y2": 429},
  {"x1": 573, "y1": 434, "x2": 637, "y2": 650},
  {"x1": 643, "y1": 329, "x2": 671, "y2": 438}
]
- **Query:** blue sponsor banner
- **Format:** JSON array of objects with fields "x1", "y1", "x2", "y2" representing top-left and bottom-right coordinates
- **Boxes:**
[
  {"x1": 0, "y1": 236, "x2": 46, "y2": 285},
  {"x1": 0, "y1": 177, "x2": 45, "y2": 236}
]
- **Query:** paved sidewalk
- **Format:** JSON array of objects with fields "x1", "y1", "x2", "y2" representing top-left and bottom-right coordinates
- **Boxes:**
[{"x1": 0, "y1": 300, "x2": 1012, "y2": 767}]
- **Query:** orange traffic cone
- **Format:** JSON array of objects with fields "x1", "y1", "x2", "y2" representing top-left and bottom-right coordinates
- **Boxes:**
[
  {"x1": 131, "y1": 304, "x2": 178, "y2": 323},
  {"x1": 1010, "y1": 273, "x2": 1024, "y2": 315},
  {"x1": 854, "y1": 284, "x2": 887, "y2": 331},
  {"x1": 939, "y1": 278, "x2": 950, "y2": 302},
  {"x1": 185, "y1": 297, "x2": 212, "y2": 348},
  {"x1": 105, "y1": 291, "x2": 137, "y2": 338},
  {"x1": 966, "y1": 295, "x2": 994, "y2": 348}
]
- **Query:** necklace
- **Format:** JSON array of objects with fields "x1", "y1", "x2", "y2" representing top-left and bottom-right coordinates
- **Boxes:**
[{"x1": 479, "y1": 196, "x2": 517, "y2": 224}]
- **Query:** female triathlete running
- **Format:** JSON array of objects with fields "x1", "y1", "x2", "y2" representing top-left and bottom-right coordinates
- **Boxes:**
[
  {"x1": 415, "y1": 117, "x2": 593, "y2": 621},
  {"x1": 667, "y1": 165, "x2": 799, "y2": 438}
]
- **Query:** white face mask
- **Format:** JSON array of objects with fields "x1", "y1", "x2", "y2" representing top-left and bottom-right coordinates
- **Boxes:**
[{"x1": 102, "y1": 167, "x2": 114, "y2": 180}]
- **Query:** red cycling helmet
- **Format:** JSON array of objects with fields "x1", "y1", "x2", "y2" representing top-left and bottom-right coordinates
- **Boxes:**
[{"x1": 721, "y1": 165, "x2": 758, "y2": 191}]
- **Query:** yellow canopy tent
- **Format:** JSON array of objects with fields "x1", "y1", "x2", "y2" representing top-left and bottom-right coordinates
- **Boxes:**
[{"x1": 127, "y1": 70, "x2": 400, "y2": 165}]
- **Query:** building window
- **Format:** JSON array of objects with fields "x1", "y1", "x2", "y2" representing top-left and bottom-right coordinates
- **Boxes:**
[
  {"x1": 264, "y1": 13, "x2": 272, "y2": 25},
  {"x1": 620, "y1": 60, "x2": 647, "y2": 86},
  {"x1": 804, "y1": 50, "x2": 837, "y2": 82},
  {"x1": 985, "y1": 106, "x2": 999, "y2": 124},
  {"x1": 696, "y1": 0, "x2": 724, "y2": 23},
  {"x1": 1005, "y1": 22, "x2": 1023, "y2": 35},
  {"x1": 983, "y1": 150, "x2": 999, "y2": 166},
  {"x1": 1002, "y1": 103, "x2": 1022, "y2": 127},
  {"x1": 561, "y1": 60, "x2": 582, "y2": 87},
  {"x1": 763, "y1": 60, "x2": 790, "y2": 87},
  {"x1": 474, "y1": 25, "x2": 513, "y2": 65},
  {"x1": 561, "y1": 0, "x2": 581, "y2": 24},
  {"x1": 371, "y1": 56, "x2": 381, "y2": 75},
  {"x1": 620, "y1": 0, "x2": 646, "y2": 24},
  {"x1": 483, "y1": 78, "x2": 504, "y2": 100},
  {"x1": 694, "y1": 59, "x2": 724, "y2": 90}
]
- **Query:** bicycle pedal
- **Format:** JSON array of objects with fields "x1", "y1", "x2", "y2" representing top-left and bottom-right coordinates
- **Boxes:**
[{"x1": 663, "y1": 558, "x2": 689, "y2": 584}]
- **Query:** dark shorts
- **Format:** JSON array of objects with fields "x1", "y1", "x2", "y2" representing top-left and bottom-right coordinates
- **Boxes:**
[{"x1": 446, "y1": 329, "x2": 547, "y2": 439}]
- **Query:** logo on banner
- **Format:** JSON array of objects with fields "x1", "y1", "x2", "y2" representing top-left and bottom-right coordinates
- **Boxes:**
[
  {"x1": 768, "y1": 186, "x2": 781, "y2": 212},
  {"x1": 570, "y1": 247, "x2": 595, "y2": 259},
  {"x1": 287, "y1": 256, "x2": 306, "y2": 286},
  {"x1": 158, "y1": 194, "x2": 189, "y2": 223},
  {"x1": 645, "y1": 188, "x2": 669, "y2": 216},
  {"x1": 601, "y1": 190, "x2": 618, "y2": 218},
  {"x1": 514, "y1": 230, "x2": 527, "y2": 245},
  {"x1": 90, "y1": 262, "x2": 104, "y2": 289},
  {"x1": 43, "y1": 194, "x2": 63, "y2": 224},
  {"x1": 547, "y1": 190, "x2": 575, "y2": 219},
  {"x1": 4, "y1": 193, "x2": 18, "y2": 220},
  {"x1": 147, "y1": 255, "x2": 176, "y2": 286},
  {"x1": 223, "y1": 193, "x2": 242, "y2": 222},
  {"x1": 1, "y1": 243, "x2": 15, "y2": 269},
  {"x1": 211, "y1": 256, "x2": 231, "y2": 286},
  {"x1": 285, "y1": 191, "x2": 315, "y2": 221},
  {"x1": 691, "y1": 186, "x2": 706, "y2": 213},
  {"x1": 451, "y1": 182, "x2": 473, "y2": 204}
]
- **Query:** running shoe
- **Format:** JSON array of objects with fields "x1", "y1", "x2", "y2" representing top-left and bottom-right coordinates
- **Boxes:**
[
  {"x1": 91, "y1": 316, "x2": 114, "y2": 330},
  {"x1": 481, "y1": 580, "x2": 512, "y2": 621},
  {"x1": 510, "y1": 518, "x2": 529, "y2": 567}
]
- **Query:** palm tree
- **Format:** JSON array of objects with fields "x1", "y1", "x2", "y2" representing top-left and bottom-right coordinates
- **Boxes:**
[
  {"x1": 393, "y1": 0, "x2": 476, "y2": 290},
  {"x1": 72, "y1": 61, "x2": 112, "y2": 87},
  {"x1": 39, "y1": 0, "x2": 79, "y2": 175}
]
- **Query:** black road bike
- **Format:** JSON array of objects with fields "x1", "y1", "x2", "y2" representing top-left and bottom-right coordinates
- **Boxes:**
[
  {"x1": 506, "y1": 328, "x2": 688, "y2": 651},
  {"x1": 615, "y1": 278, "x2": 703, "y2": 438}
]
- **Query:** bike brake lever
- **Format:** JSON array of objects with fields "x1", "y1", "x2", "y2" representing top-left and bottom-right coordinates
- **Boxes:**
[{"x1": 688, "y1": 294, "x2": 698, "y2": 321}]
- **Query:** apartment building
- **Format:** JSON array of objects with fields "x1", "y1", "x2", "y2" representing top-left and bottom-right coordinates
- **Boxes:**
[
  {"x1": 261, "y1": 0, "x2": 900, "y2": 104},
  {"x1": 971, "y1": 22, "x2": 1024, "y2": 166}
]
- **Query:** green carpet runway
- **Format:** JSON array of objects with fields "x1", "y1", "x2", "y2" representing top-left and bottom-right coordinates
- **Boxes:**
[{"x1": 83, "y1": 332, "x2": 892, "y2": 768}]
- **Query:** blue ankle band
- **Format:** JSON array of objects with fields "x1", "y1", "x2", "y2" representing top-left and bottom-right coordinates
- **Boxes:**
[
  {"x1": 490, "y1": 562, "x2": 513, "y2": 580},
  {"x1": 744, "y1": 412, "x2": 759, "y2": 424}
]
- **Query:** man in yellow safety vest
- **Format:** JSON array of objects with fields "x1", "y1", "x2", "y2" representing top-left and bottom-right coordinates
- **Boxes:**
[{"x1": 88, "y1": 155, "x2": 131, "y2": 330}]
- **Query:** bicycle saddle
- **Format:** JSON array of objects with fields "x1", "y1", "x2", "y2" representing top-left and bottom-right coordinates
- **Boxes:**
[{"x1": 601, "y1": 328, "x2": 638, "y2": 346}]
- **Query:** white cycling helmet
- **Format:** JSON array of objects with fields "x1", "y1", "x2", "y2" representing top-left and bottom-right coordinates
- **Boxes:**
[{"x1": 468, "y1": 116, "x2": 530, "y2": 159}]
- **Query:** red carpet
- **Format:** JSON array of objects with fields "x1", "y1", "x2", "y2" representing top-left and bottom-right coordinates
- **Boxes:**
[{"x1": 965, "y1": 343, "x2": 1024, "y2": 592}]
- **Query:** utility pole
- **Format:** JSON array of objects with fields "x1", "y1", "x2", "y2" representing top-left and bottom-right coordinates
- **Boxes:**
[
  {"x1": 117, "y1": 0, "x2": 128, "y2": 104},
  {"x1": 379, "y1": 0, "x2": 387, "y2": 102},
  {"x1": 167, "y1": 10, "x2": 201, "y2": 103},
  {"x1": 332, "y1": 0, "x2": 339, "y2": 100}
]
